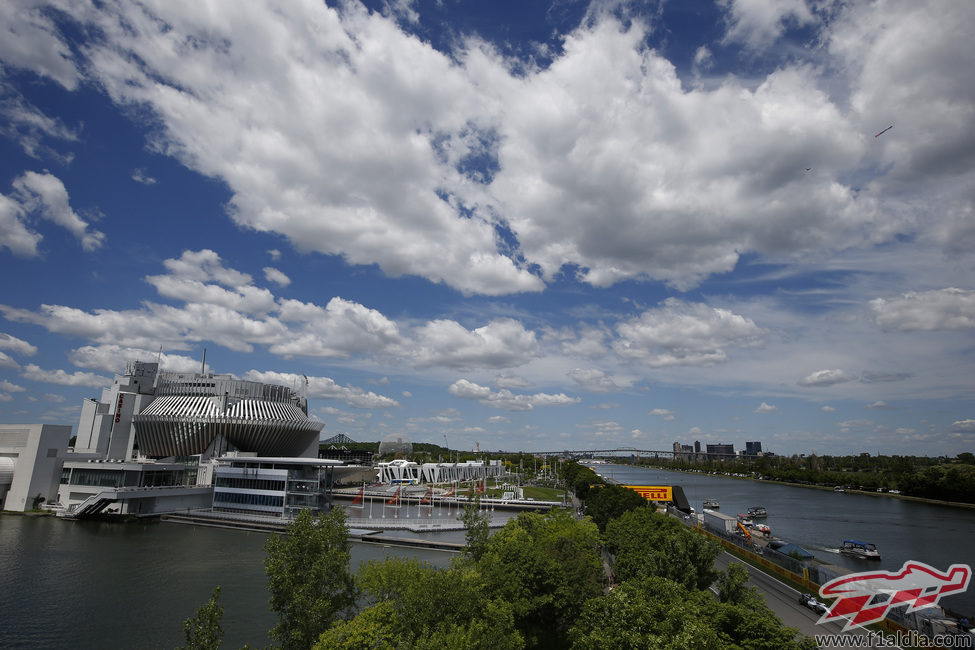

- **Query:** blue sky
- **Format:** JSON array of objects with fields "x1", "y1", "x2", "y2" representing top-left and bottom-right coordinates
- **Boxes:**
[{"x1": 1, "y1": 0, "x2": 973, "y2": 456}]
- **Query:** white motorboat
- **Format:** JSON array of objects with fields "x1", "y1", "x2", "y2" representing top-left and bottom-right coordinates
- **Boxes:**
[{"x1": 840, "y1": 539, "x2": 881, "y2": 560}]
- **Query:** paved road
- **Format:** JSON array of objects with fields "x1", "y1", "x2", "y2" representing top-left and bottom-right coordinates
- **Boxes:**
[{"x1": 714, "y1": 551, "x2": 897, "y2": 649}]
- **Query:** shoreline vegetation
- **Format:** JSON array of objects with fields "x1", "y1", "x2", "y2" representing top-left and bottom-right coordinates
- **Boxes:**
[
  {"x1": 619, "y1": 452, "x2": 975, "y2": 507},
  {"x1": 622, "y1": 463, "x2": 975, "y2": 510}
]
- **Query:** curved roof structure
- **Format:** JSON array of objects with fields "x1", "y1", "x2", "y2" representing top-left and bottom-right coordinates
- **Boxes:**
[{"x1": 132, "y1": 375, "x2": 324, "y2": 458}]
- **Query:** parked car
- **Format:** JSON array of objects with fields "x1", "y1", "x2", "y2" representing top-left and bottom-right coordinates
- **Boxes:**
[{"x1": 798, "y1": 593, "x2": 829, "y2": 614}]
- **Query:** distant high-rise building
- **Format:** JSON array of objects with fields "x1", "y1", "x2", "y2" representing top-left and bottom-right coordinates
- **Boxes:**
[
  {"x1": 745, "y1": 441, "x2": 763, "y2": 456},
  {"x1": 706, "y1": 443, "x2": 734, "y2": 460},
  {"x1": 694, "y1": 440, "x2": 701, "y2": 454}
]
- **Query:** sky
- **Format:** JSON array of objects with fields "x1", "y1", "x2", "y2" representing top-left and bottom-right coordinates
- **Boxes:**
[{"x1": 0, "y1": 0, "x2": 973, "y2": 457}]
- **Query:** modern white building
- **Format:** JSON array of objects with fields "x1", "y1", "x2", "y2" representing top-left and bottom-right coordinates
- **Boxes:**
[
  {"x1": 57, "y1": 360, "x2": 327, "y2": 517},
  {"x1": 76, "y1": 360, "x2": 324, "y2": 461},
  {"x1": 0, "y1": 424, "x2": 72, "y2": 512},
  {"x1": 212, "y1": 455, "x2": 346, "y2": 519}
]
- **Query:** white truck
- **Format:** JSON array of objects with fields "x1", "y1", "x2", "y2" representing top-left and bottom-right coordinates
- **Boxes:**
[{"x1": 704, "y1": 509, "x2": 738, "y2": 534}]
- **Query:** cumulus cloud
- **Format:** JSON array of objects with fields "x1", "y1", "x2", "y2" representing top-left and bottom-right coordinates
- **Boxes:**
[
  {"x1": 568, "y1": 368, "x2": 620, "y2": 393},
  {"x1": 18, "y1": 2, "x2": 927, "y2": 295},
  {"x1": 650, "y1": 408, "x2": 675, "y2": 421},
  {"x1": 870, "y1": 288, "x2": 975, "y2": 331},
  {"x1": 68, "y1": 344, "x2": 202, "y2": 375},
  {"x1": 21, "y1": 363, "x2": 110, "y2": 387},
  {"x1": 720, "y1": 0, "x2": 817, "y2": 50},
  {"x1": 0, "y1": 2, "x2": 81, "y2": 90},
  {"x1": 496, "y1": 374, "x2": 533, "y2": 389},
  {"x1": 412, "y1": 318, "x2": 538, "y2": 369},
  {"x1": 614, "y1": 298, "x2": 764, "y2": 366},
  {"x1": 798, "y1": 369, "x2": 857, "y2": 387},
  {"x1": 448, "y1": 379, "x2": 580, "y2": 411},
  {"x1": 12, "y1": 171, "x2": 105, "y2": 251},
  {"x1": 0, "y1": 332, "x2": 37, "y2": 356},
  {"x1": 0, "y1": 379, "x2": 25, "y2": 392},
  {"x1": 244, "y1": 369, "x2": 399, "y2": 409},
  {"x1": 263, "y1": 267, "x2": 291, "y2": 287},
  {"x1": 949, "y1": 419, "x2": 975, "y2": 433},
  {"x1": 274, "y1": 296, "x2": 402, "y2": 358},
  {"x1": 755, "y1": 402, "x2": 778, "y2": 413},
  {"x1": 820, "y1": 405, "x2": 836, "y2": 412}
]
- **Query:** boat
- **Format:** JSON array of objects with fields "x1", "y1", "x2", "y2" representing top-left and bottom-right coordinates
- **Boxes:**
[
  {"x1": 747, "y1": 506, "x2": 767, "y2": 518},
  {"x1": 833, "y1": 486, "x2": 846, "y2": 492},
  {"x1": 736, "y1": 513, "x2": 754, "y2": 527},
  {"x1": 703, "y1": 498, "x2": 719, "y2": 509},
  {"x1": 839, "y1": 539, "x2": 881, "y2": 560}
]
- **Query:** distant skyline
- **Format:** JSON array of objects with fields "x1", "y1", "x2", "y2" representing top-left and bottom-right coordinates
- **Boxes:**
[{"x1": 1, "y1": 1, "x2": 973, "y2": 457}]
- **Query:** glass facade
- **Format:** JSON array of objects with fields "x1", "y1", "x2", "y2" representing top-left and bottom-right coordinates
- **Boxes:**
[{"x1": 214, "y1": 476, "x2": 286, "y2": 491}]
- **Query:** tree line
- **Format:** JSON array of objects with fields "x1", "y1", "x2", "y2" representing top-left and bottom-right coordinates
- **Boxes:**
[
  {"x1": 634, "y1": 452, "x2": 975, "y2": 504},
  {"x1": 180, "y1": 460, "x2": 815, "y2": 649}
]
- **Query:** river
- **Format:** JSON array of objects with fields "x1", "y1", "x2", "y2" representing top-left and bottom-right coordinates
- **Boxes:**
[
  {"x1": 0, "y1": 515, "x2": 457, "y2": 649},
  {"x1": 596, "y1": 463, "x2": 975, "y2": 617}
]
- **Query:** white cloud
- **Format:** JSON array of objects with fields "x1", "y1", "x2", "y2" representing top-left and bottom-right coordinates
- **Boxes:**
[
  {"x1": 0, "y1": 81, "x2": 79, "y2": 160},
  {"x1": 0, "y1": 191, "x2": 41, "y2": 256},
  {"x1": 755, "y1": 402, "x2": 778, "y2": 413},
  {"x1": 720, "y1": 0, "x2": 817, "y2": 50},
  {"x1": 949, "y1": 419, "x2": 975, "y2": 434},
  {"x1": 12, "y1": 171, "x2": 105, "y2": 251},
  {"x1": 244, "y1": 369, "x2": 399, "y2": 409},
  {"x1": 34, "y1": 3, "x2": 916, "y2": 295},
  {"x1": 448, "y1": 378, "x2": 579, "y2": 411},
  {"x1": 0, "y1": 379, "x2": 25, "y2": 392},
  {"x1": 0, "y1": 332, "x2": 37, "y2": 356},
  {"x1": 614, "y1": 298, "x2": 764, "y2": 366},
  {"x1": 263, "y1": 267, "x2": 291, "y2": 287},
  {"x1": 820, "y1": 405, "x2": 836, "y2": 412},
  {"x1": 567, "y1": 368, "x2": 620, "y2": 393},
  {"x1": 870, "y1": 288, "x2": 975, "y2": 331},
  {"x1": 0, "y1": 351, "x2": 19, "y2": 370},
  {"x1": 274, "y1": 296, "x2": 402, "y2": 359},
  {"x1": 21, "y1": 363, "x2": 110, "y2": 387},
  {"x1": 839, "y1": 419, "x2": 874, "y2": 433},
  {"x1": 496, "y1": 374, "x2": 533, "y2": 389},
  {"x1": 649, "y1": 408, "x2": 675, "y2": 421},
  {"x1": 68, "y1": 345, "x2": 202, "y2": 374},
  {"x1": 0, "y1": 2, "x2": 82, "y2": 90},
  {"x1": 798, "y1": 369, "x2": 857, "y2": 387},
  {"x1": 412, "y1": 318, "x2": 538, "y2": 369},
  {"x1": 131, "y1": 168, "x2": 157, "y2": 185}
]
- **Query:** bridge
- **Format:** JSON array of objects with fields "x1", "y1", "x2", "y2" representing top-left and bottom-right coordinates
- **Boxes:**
[{"x1": 533, "y1": 448, "x2": 741, "y2": 460}]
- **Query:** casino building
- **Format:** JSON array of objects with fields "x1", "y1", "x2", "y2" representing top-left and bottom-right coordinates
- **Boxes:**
[{"x1": 57, "y1": 360, "x2": 330, "y2": 517}]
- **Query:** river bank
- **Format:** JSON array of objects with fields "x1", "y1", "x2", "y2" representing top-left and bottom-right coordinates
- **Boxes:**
[{"x1": 629, "y1": 462, "x2": 975, "y2": 510}]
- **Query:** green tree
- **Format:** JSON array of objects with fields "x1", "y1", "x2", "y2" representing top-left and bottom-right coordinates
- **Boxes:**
[
  {"x1": 716, "y1": 562, "x2": 752, "y2": 604},
  {"x1": 474, "y1": 510, "x2": 603, "y2": 648},
  {"x1": 180, "y1": 586, "x2": 223, "y2": 650},
  {"x1": 459, "y1": 496, "x2": 491, "y2": 561},
  {"x1": 583, "y1": 484, "x2": 650, "y2": 531},
  {"x1": 569, "y1": 576, "x2": 815, "y2": 650},
  {"x1": 264, "y1": 507, "x2": 357, "y2": 649},
  {"x1": 603, "y1": 507, "x2": 720, "y2": 591},
  {"x1": 321, "y1": 556, "x2": 523, "y2": 650}
]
